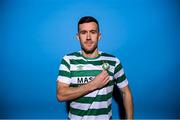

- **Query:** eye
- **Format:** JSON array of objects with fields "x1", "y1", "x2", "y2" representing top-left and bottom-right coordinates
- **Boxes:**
[
  {"x1": 90, "y1": 30, "x2": 98, "y2": 34},
  {"x1": 80, "y1": 30, "x2": 87, "y2": 34}
]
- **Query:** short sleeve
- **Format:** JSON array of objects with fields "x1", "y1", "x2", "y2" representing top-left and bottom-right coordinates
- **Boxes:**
[
  {"x1": 113, "y1": 58, "x2": 128, "y2": 89},
  {"x1": 57, "y1": 55, "x2": 71, "y2": 84}
]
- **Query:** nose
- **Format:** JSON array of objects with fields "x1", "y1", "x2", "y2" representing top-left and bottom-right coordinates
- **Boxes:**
[{"x1": 86, "y1": 32, "x2": 91, "y2": 40}]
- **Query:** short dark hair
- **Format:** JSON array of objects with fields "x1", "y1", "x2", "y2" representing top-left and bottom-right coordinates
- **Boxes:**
[{"x1": 78, "y1": 16, "x2": 99, "y2": 32}]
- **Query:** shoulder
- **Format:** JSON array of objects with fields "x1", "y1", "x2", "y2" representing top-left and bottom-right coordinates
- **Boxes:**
[
  {"x1": 100, "y1": 52, "x2": 119, "y2": 60},
  {"x1": 66, "y1": 51, "x2": 81, "y2": 56},
  {"x1": 101, "y1": 52, "x2": 116, "y2": 58},
  {"x1": 62, "y1": 51, "x2": 81, "y2": 58},
  {"x1": 62, "y1": 51, "x2": 81, "y2": 60},
  {"x1": 100, "y1": 52, "x2": 121, "y2": 64}
]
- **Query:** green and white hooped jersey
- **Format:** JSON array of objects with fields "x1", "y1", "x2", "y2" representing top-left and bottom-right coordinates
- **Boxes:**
[{"x1": 57, "y1": 51, "x2": 128, "y2": 120}]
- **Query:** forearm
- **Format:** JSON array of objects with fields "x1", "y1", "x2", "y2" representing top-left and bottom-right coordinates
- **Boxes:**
[
  {"x1": 57, "y1": 70, "x2": 109, "y2": 102},
  {"x1": 57, "y1": 82, "x2": 95, "y2": 101},
  {"x1": 123, "y1": 91, "x2": 133, "y2": 119}
]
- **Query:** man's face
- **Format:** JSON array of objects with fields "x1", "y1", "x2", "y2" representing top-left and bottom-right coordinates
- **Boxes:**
[{"x1": 77, "y1": 22, "x2": 101, "y2": 54}]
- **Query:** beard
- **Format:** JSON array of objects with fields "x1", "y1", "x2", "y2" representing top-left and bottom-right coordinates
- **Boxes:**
[{"x1": 80, "y1": 41, "x2": 98, "y2": 54}]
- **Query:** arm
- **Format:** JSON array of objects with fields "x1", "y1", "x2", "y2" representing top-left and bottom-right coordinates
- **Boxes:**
[
  {"x1": 120, "y1": 85, "x2": 133, "y2": 119},
  {"x1": 57, "y1": 70, "x2": 109, "y2": 101}
]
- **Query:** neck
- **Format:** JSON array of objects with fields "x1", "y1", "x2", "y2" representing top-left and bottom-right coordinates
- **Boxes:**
[{"x1": 81, "y1": 49, "x2": 99, "y2": 58}]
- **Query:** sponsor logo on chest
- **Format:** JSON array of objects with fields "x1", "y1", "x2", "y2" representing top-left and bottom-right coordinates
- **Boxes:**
[{"x1": 77, "y1": 77, "x2": 94, "y2": 84}]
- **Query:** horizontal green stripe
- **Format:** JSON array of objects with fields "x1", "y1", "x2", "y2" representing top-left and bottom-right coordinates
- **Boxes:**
[
  {"x1": 70, "y1": 59, "x2": 116, "y2": 66},
  {"x1": 71, "y1": 70, "x2": 101, "y2": 77},
  {"x1": 105, "y1": 80, "x2": 115, "y2": 87},
  {"x1": 74, "y1": 91, "x2": 113, "y2": 103},
  {"x1": 107, "y1": 71, "x2": 114, "y2": 76},
  {"x1": 114, "y1": 63, "x2": 122, "y2": 74},
  {"x1": 70, "y1": 103, "x2": 112, "y2": 116},
  {"x1": 61, "y1": 59, "x2": 70, "y2": 70},
  {"x1": 71, "y1": 70, "x2": 114, "y2": 77},
  {"x1": 116, "y1": 74, "x2": 126, "y2": 83},
  {"x1": 58, "y1": 70, "x2": 71, "y2": 78}
]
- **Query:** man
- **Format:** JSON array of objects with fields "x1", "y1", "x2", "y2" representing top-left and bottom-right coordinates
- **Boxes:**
[{"x1": 57, "y1": 16, "x2": 133, "y2": 119}]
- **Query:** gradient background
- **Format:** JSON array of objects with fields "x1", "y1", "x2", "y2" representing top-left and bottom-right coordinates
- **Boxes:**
[{"x1": 1, "y1": 0, "x2": 180, "y2": 119}]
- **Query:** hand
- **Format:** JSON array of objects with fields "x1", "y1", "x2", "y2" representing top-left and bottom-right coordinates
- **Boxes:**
[{"x1": 90, "y1": 70, "x2": 110, "y2": 90}]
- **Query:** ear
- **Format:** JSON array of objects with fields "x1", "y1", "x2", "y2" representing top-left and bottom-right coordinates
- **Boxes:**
[
  {"x1": 98, "y1": 32, "x2": 101, "y2": 40},
  {"x1": 76, "y1": 33, "x2": 80, "y2": 40}
]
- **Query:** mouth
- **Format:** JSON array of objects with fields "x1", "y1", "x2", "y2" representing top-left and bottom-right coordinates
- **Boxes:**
[
  {"x1": 81, "y1": 41, "x2": 97, "y2": 53},
  {"x1": 85, "y1": 41, "x2": 93, "y2": 46}
]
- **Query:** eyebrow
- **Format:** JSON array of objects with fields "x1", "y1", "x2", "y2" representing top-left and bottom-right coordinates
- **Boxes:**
[
  {"x1": 79, "y1": 29, "x2": 98, "y2": 32},
  {"x1": 90, "y1": 30, "x2": 97, "y2": 32}
]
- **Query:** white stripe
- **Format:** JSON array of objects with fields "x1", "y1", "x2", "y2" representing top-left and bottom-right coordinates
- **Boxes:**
[
  {"x1": 71, "y1": 76, "x2": 113, "y2": 84},
  {"x1": 57, "y1": 76, "x2": 71, "y2": 84},
  {"x1": 67, "y1": 54, "x2": 117, "y2": 62},
  {"x1": 71, "y1": 76, "x2": 94, "y2": 84},
  {"x1": 94, "y1": 56, "x2": 117, "y2": 62},
  {"x1": 108, "y1": 109, "x2": 112, "y2": 118},
  {"x1": 69, "y1": 113, "x2": 110, "y2": 120},
  {"x1": 84, "y1": 84, "x2": 114, "y2": 97},
  {"x1": 63, "y1": 55, "x2": 70, "y2": 64},
  {"x1": 82, "y1": 114, "x2": 110, "y2": 120},
  {"x1": 115, "y1": 58, "x2": 120, "y2": 65},
  {"x1": 117, "y1": 79, "x2": 128, "y2": 88},
  {"x1": 114, "y1": 69, "x2": 124, "y2": 79},
  {"x1": 70, "y1": 64, "x2": 115, "y2": 73},
  {"x1": 97, "y1": 85, "x2": 114, "y2": 95},
  {"x1": 89, "y1": 98, "x2": 112, "y2": 109},
  {"x1": 59, "y1": 64, "x2": 69, "y2": 71},
  {"x1": 68, "y1": 55, "x2": 85, "y2": 61},
  {"x1": 68, "y1": 113, "x2": 82, "y2": 120},
  {"x1": 86, "y1": 90, "x2": 98, "y2": 97},
  {"x1": 70, "y1": 64, "x2": 102, "y2": 71},
  {"x1": 71, "y1": 98, "x2": 112, "y2": 110},
  {"x1": 71, "y1": 64, "x2": 114, "y2": 72}
]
